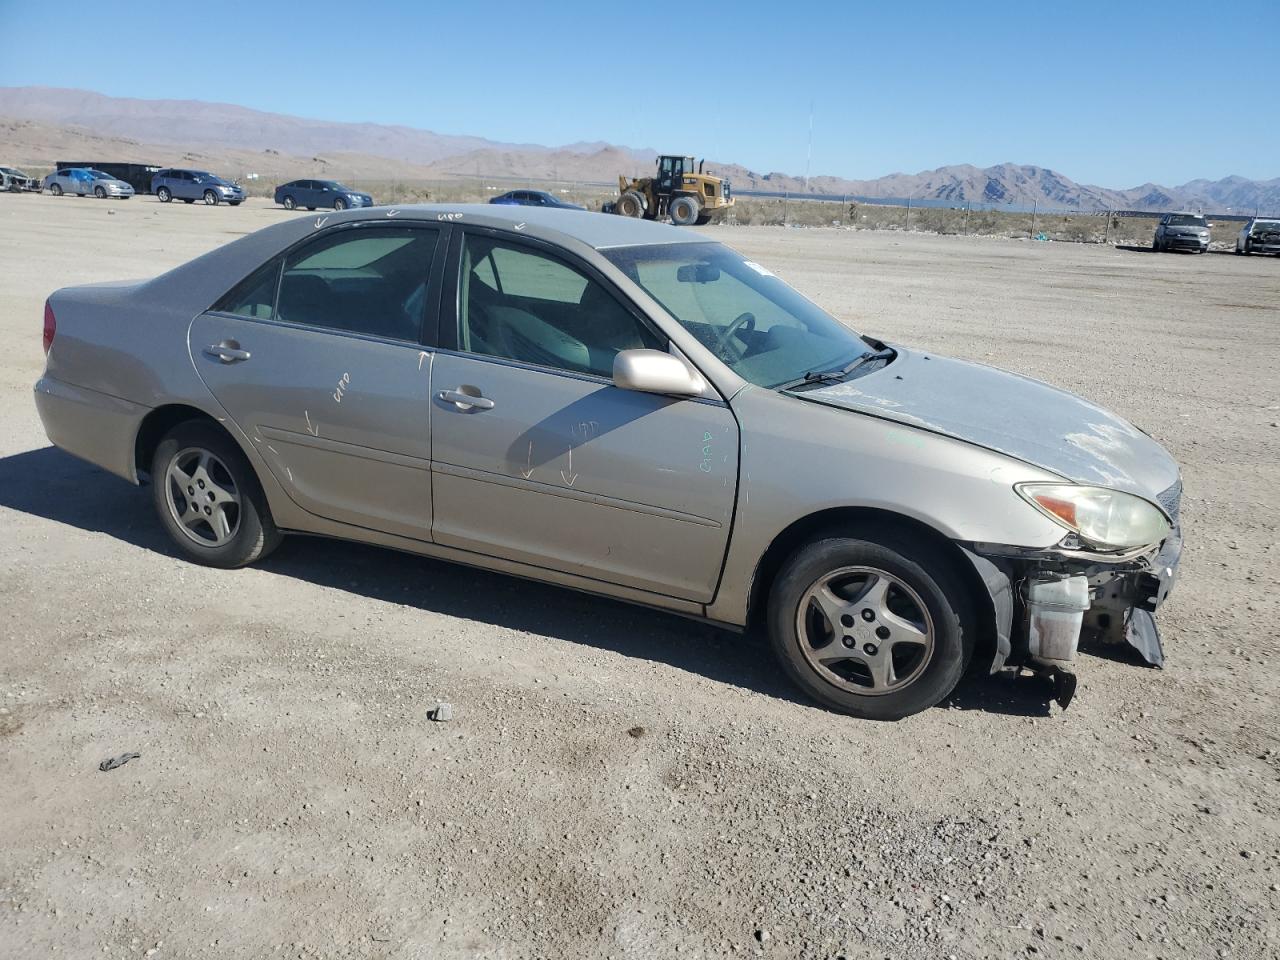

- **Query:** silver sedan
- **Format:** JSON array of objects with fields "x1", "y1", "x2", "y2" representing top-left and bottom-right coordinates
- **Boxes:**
[
  {"x1": 32, "y1": 205, "x2": 1183, "y2": 719},
  {"x1": 43, "y1": 167, "x2": 134, "y2": 199}
]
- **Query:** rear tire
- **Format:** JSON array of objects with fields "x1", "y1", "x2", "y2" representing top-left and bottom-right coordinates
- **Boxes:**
[
  {"x1": 616, "y1": 190, "x2": 645, "y2": 218},
  {"x1": 670, "y1": 195, "x2": 700, "y2": 226},
  {"x1": 157, "y1": 186, "x2": 172, "y2": 203},
  {"x1": 767, "y1": 531, "x2": 973, "y2": 720},
  {"x1": 203, "y1": 189, "x2": 219, "y2": 206},
  {"x1": 51, "y1": 183, "x2": 63, "y2": 196},
  {"x1": 283, "y1": 195, "x2": 296, "y2": 210},
  {"x1": 150, "y1": 421, "x2": 281, "y2": 569}
]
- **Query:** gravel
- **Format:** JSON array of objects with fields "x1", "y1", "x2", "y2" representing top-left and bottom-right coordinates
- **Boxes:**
[{"x1": 0, "y1": 198, "x2": 1277, "y2": 958}]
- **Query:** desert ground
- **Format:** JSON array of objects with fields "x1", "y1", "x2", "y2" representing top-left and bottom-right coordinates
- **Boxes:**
[{"x1": 1, "y1": 194, "x2": 1277, "y2": 959}]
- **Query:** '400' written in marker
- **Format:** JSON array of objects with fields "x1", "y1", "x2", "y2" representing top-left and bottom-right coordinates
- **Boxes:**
[
  {"x1": 699, "y1": 431, "x2": 713, "y2": 472},
  {"x1": 333, "y1": 372, "x2": 350, "y2": 403}
]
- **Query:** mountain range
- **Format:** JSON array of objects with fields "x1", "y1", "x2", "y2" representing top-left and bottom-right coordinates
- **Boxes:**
[{"x1": 1, "y1": 86, "x2": 1275, "y2": 213}]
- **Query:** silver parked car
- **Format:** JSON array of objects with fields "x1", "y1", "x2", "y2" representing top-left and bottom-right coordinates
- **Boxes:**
[
  {"x1": 43, "y1": 167, "x2": 135, "y2": 199},
  {"x1": 1152, "y1": 212, "x2": 1209, "y2": 253},
  {"x1": 32, "y1": 205, "x2": 1183, "y2": 719},
  {"x1": 1234, "y1": 217, "x2": 1280, "y2": 256}
]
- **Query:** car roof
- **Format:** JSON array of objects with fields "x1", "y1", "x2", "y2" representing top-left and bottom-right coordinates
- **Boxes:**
[{"x1": 367, "y1": 203, "x2": 705, "y2": 249}]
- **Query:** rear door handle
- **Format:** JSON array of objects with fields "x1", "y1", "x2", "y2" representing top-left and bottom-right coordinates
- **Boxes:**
[
  {"x1": 438, "y1": 389, "x2": 495, "y2": 411},
  {"x1": 204, "y1": 341, "x2": 251, "y2": 363}
]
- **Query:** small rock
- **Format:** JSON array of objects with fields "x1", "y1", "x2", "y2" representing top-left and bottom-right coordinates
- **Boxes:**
[
  {"x1": 627, "y1": 726, "x2": 645, "y2": 738},
  {"x1": 428, "y1": 702, "x2": 453, "y2": 722},
  {"x1": 754, "y1": 929, "x2": 769, "y2": 943}
]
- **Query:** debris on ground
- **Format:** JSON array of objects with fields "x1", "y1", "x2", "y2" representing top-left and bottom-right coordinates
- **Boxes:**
[
  {"x1": 428, "y1": 703, "x2": 453, "y2": 722},
  {"x1": 98, "y1": 752, "x2": 141, "y2": 772}
]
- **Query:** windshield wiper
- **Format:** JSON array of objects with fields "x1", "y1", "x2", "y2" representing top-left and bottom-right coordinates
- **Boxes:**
[
  {"x1": 777, "y1": 348, "x2": 895, "y2": 392},
  {"x1": 838, "y1": 347, "x2": 895, "y2": 376}
]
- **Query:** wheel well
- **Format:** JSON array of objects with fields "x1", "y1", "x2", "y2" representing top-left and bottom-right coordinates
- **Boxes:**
[
  {"x1": 134, "y1": 404, "x2": 226, "y2": 480},
  {"x1": 744, "y1": 507, "x2": 998, "y2": 668}
]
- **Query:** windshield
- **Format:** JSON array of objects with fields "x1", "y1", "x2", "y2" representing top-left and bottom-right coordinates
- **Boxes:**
[
  {"x1": 1166, "y1": 214, "x2": 1207, "y2": 227},
  {"x1": 319, "y1": 181, "x2": 345, "y2": 191},
  {"x1": 88, "y1": 170, "x2": 113, "y2": 180},
  {"x1": 1252, "y1": 220, "x2": 1280, "y2": 230},
  {"x1": 604, "y1": 241, "x2": 870, "y2": 389}
]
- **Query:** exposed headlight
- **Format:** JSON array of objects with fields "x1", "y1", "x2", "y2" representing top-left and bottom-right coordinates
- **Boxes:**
[{"x1": 1016, "y1": 483, "x2": 1171, "y2": 551}]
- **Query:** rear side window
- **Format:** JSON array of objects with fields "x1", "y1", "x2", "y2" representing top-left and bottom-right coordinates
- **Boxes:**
[
  {"x1": 213, "y1": 259, "x2": 281, "y2": 319},
  {"x1": 275, "y1": 226, "x2": 439, "y2": 341}
]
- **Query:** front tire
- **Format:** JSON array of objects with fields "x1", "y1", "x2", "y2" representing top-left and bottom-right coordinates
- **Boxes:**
[
  {"x1": 767, "y1": 532, "x2": 973, "y2": 720},
  {"x1": 157, "y1": 186, "x2": 172, "y2": 203},
  {"x1": 333, "y1": 197, "x2": 347, "y2": 211},
  {"x1": 50, "y1": 183, "x2": 63, "y2": 196},
  {"x1": 94, "y1": 186, "x2": 106, "y2": 199},
  {"x1": 616, "y1": 190, "x2": 645, "y2": 218},
  {"x1": 151, "y1": 421, "x2": 281, "y2": 569},
  {"x1": 203, "y1": 189, "x2": 219, "y2": 206}
]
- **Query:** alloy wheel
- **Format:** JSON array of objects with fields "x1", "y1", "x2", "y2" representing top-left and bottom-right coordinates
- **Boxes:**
[
  {"x1": 163, "y1": 447, "x2": 242, "y2": 547},
  {"x1": 795, "y1": 566, "x2": 935, "y2": 695}
]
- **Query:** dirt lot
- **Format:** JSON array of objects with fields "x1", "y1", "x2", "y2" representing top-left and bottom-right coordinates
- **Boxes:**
[{"x1": 1, "y1": 195, "x2": 1278, "y2": 960}]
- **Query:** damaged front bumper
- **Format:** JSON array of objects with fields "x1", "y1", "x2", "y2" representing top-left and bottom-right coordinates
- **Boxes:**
[{"x1": 960, "y1": 525, "x2": 1182, "y2": 706}]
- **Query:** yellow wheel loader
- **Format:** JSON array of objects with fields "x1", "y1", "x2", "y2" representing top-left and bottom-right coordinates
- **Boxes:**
[{"x1": 604, "y1": 154, "x2": 733, "y2": 226}]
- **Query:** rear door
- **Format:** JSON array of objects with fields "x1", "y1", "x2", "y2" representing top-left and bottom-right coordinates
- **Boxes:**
[
  {"x1": 428, "y1": 228, "x2": 739, "y2": 602},
  {"x1": 190, "y1": 222, "x2": 446, "y2": 540}
]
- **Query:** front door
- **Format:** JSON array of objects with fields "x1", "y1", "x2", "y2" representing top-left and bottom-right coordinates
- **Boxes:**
[
  {"x1": 429, "y1": 230, "x2": 739, "y2": 602},
  {"x1": 190, "y1": 223, "x2": 444, "y2": 540}
]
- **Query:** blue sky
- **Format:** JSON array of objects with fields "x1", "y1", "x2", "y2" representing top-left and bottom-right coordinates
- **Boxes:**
[{"x1": 0, "y1": 0, "x2": 1274, "y2": 188}]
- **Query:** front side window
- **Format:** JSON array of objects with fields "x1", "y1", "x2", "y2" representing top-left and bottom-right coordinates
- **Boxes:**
[
  {"x1": 605, "y1": 241, "x2": 869, "y2": 389},
  {"x1": 458, "y1": 234, "x2": 662, "y2": 377}
]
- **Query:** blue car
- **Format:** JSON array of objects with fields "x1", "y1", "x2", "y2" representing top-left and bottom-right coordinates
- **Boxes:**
[
  {"x1": 274, "y1": 179, "x2": 374, "y2": 211},
  {"x1": 151, "y1": 169, "x2": 245, "y2": 206},
  {"x1": 489, "y1": 189, "x2": 585, "y2": 210}
]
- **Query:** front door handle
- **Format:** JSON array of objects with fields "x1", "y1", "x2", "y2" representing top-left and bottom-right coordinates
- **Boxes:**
[
  {"x1": 438, "y1": 389, "x2": 495, "y2": 411},
  {"x1": 204, "y1": 340, "x2": 251, "y2": 363}
]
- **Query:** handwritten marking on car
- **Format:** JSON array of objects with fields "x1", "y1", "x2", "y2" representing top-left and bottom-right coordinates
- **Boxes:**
[
  {"x1": 418, "y1": 352, "x2": 428, "y2": 371},
  {"x1": 266, "y1": 445, "x2": 279, "y2": 456},
  {"x1": 699, "y1": 431, "x2": 714, "y2": 473},
  {"x1": 304, "y1": 410, "x2": 320, "y2": 437},
  {"x1": 315, "y1": 216, "x2": 329, "y2": 229},
  {"x1": 333, "y1": 372, "x2": 351, "y2": 404},
  {"x1": 521, "y1": 441, "x2": 534, "y2": 480},
  {"x1": 436, "y1": 212, "x2": 464, "y2": 222},
  {"x1": 514, "y1": 222, "x2": 527, "y2": 231},
  {"x1": 387, "y1": 209, "x2": 400, "y2": 218},
  {"x1": 560, "y1": 444, "x2": 577, "y2": 486}
]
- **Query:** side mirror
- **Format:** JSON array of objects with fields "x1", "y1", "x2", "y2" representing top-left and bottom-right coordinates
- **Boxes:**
[{"x1": 613, "y1": 349, "x2": 705, "y2": 398}]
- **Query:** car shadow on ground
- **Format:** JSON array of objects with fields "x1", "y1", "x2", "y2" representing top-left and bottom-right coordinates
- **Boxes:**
[{"x1": 0, "y1": 445, "x2": 1056, "y2": 718}]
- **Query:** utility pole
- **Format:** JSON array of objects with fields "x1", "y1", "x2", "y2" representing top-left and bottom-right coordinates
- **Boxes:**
[
  {"x1": 804, "y1": 99, "x2": 814, "y2": 193},
  {"x1": 1031, "y1": 198, "x2": 1038, "y2": 239},
  {"x1": 905, "y1": 197, "x2": 911, "y2": 230}
]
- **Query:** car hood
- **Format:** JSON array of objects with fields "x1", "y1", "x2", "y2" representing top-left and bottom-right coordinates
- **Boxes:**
[{"x1": 800, "y1": 348, "x2": 1179, "y2": 499}]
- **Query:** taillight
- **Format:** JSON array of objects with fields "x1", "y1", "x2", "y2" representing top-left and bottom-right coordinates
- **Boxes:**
[{"x1": 43, "y1": 300, "x2": 55, "y2": 354}]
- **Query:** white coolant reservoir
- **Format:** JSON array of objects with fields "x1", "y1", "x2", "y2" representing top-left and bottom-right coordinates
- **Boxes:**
[{"x1": 1026, "y1": 575, "x2": 1090, "y2": 664}]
